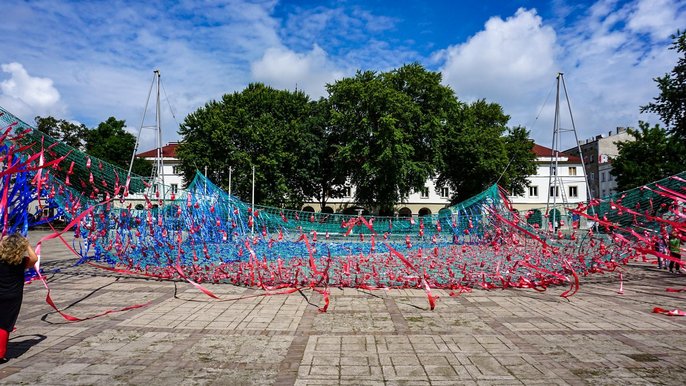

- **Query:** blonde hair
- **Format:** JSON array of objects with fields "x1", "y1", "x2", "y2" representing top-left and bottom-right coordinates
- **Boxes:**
[{"x1": 0, "y1": 233, "x2": 29, "y2": 265}]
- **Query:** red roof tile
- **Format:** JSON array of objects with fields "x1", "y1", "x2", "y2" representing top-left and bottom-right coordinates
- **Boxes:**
[
  {"x1": 532, "y1": 143, "x2": 581, "y2": 163},
  {"x1": 136, "y1": 143, "x2": 179, "y2": 158}
]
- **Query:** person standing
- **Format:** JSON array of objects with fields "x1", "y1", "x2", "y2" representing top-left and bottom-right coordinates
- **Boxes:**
[
  {"x1": 669, "y1": 229, "x2": 683, "y2": 274},
  {"x1": 0, "y1": 233, "x2": 38, "y2": 364}
]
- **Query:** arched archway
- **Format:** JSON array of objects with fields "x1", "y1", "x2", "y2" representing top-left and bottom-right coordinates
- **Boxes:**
[
  {"x1": 321, "y1": 206, "x2": 334, "y2": 214},
  {"x1": 398, "y1": 207, "x2": 412, "y2": 218},
  {"x1": 527, "y1": 209, "x2": 542, "y2": 228},
  {"x1": 418, "y1": 207, "x2": 432, "y2": 217},
  {"x1": 302, "y1": 206, "x2": 315, "y2": 212},
  {"x1": 548, "y1": 208, "x2": 562, "y2": 229}
]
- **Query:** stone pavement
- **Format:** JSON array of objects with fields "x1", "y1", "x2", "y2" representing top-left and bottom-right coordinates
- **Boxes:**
[{"x1": 0, "y1": 231, "x2": 685, "y2": 385}]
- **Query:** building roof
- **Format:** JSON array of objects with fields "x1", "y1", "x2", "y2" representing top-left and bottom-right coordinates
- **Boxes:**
[
  {"x1": 532, "y1": 143, "x2": 582, "y2": 163},
  {"x1": 136, "y1": 142, "x2": 179, "y2": 158}
]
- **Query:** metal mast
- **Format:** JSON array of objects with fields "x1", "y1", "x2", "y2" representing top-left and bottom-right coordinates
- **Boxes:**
[
  {"x1": 545, "y1": 73, "x2": 594, "y2": 230},
  {"x1": 127, "y1": 70, "x2": 165, "y2": 203}
]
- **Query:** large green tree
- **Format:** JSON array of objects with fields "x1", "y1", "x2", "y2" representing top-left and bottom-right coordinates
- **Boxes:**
[
  {"x1": 327, "y1": 63, "x2": 458, "y2": 213},
  {"x1": 436, "y1": 100, "x2": 535, "y2": 202},
  {"x1": 306, "y1": 98, "x2": 348, "y2": 211},
  {"x1": 502, "y1": 126, "x2": 538, "y2": 196},
  {"x1": 177, "y1": 83, "x2": 328, "y2": 208},
  {"x1": 641, "y1": 30, "x2": 686, "y2": 140},
  {"x1": 85, "y1": 117, "x2": 152, "y2": 177},
  {"x1": 34, "y1": 116, "x2": 87, "y2": 150},
  {"x1": 611, "y1": 122, "x2": 686, "y2": 190}
]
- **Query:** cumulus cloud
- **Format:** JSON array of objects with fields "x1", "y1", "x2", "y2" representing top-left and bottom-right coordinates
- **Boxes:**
[
  {"x1": 251, "y1": 44, "x2": 344, "y2": 98},
  {"x1": 438, "y1": 8, "x2": 558, "y2": 140},
  {"x1": 0, "y1": 62, "x2": 65, "y2": 121},
  {"x1": 436, "y1": 1, "x2": 686, "y2": 148},
  {"x1": 627, "y1": 0, "x2": 684, "y2": 40}
]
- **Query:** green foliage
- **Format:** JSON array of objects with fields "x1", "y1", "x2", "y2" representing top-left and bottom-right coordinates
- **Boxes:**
[
  {"x1": 641, "y1": 30, "x2": 686, "y2": 139},
  {"x1": 84, "y1": 117, "x2": 152, "y2": 176},
  {"x1": 177, "y1": 83, "x2": 328, "y2": 208},
  {"x1": 437, "y1": 100, "x2": 510, "y2": 203},
  {"x1": 34, "y1": 116, "x2": 87, "y2": 150},
  {"x1": 328, "y1": 63, "x2": 459, "y2": 212},
  {"x1": 503, "y1": 126, "x2": 537, "y2": 196},
  {"x1": 611, "y1": 122, "x2": 686, "y2": 190}
]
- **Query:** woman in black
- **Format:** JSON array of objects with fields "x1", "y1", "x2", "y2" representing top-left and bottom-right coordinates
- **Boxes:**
[{"x1": 0, "y1": 233, "x2": 38, "y2": 364}]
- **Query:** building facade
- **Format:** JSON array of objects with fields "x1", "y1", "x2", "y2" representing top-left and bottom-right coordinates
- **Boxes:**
[
  {"x1": 507, "y1": 144, "x2": 589, "y2": 213},
  {"x1": 136, "y1": 142, "x2": 589, "y2": 218},
  {"x1": 564, "y1": 127, "x2": 633, "y2": 199},
  {"x1": 302, "y1": 179, "x2": 452, "y2": 217},
  {"x1": 130, "y1": 142, "x2": 185, "y2": 205}
]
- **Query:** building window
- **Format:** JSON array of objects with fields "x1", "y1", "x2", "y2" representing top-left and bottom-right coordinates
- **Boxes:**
[
  {"x1": 589, "y1": 154, "x2": 594, "y2": 163},
  {"x1": 601, "y1": 172, "x2": 605, "y2": 182},
  {"x1": 171, "y1": 184, "x2": 178, "y2": 194},
  {"x1": 569, "y1": 186, "x2": 578, "y2": 198},
  {"x1": 529, "y1": 186, "x2": 538, "y2": 197},
  {"x1": 440, "y1": 186, "x2": 449, "y2": 198},
  {"x1": 343, "y1": 186, "x2": 352, "y2": 198},
  {"x1": 549, "y1": 186, "x2": 559, "y2": 197},
  {"x1": 568, "y1": 167, "x2": 577, "y2": 176},
  {"x1": 420, "y1": 187, "x2": 429, "y2": 199},
  {"x1": 550, "y1": 166, "x2": 557, "y2": 175},
  {"x1": 601, "y1": 189, "x2": 606, "y2": 197},
  {"x1": 589, "y1": 172, "x2": 594, "y2": 182},
  {"x1": 172, "y1": 165, "x2": 181, "y2": 175}
]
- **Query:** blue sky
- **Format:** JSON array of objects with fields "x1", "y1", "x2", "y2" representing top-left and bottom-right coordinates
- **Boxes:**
[{"x1": 1, "y1": 0, "x2": 684, "y2": 152}]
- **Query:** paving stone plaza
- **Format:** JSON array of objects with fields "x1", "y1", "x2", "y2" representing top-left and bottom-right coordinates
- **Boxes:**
[{"x1": 0, "y1": 231, "x2": 685, "y2": 385}]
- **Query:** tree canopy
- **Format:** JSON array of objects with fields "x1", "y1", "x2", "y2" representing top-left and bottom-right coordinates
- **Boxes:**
[
  {"x1": 611, "y1": 122, "x2": 686, "y2": 191},
  {"x1": 35, "y1": 116, "x2": 87, "y2": 150},
  {"x1": 436, "y1": 100, "x2": 535, "y2": 202},
  {"x1": 613, "y1": 31, "x2": 686, "y2": 189},
  {"x1": 177, "y1": 83, "x2": 330, "y2": 208},
  {"x1": 177, "y1": 64, "x2": 537, "y2": 212},
  {"x1": 84, "y1": 117, "x2": 152, "y2": 177},
  {"x1": 328, "y1": 64, "x2": 459, "y2": 213},
  {"x1": 641, "y1": 30, "x2": 686, "y2": 140}
]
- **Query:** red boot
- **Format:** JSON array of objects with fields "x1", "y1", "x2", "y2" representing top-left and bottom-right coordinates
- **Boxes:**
[{"x1": 0, "y1": 328, "x2": 8, "y2": 361}]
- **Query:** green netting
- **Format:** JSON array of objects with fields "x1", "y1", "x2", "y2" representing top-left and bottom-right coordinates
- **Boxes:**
[
  {"x1": 185, "y1": 171, "x2": 506, "y2": 239},
  {"x1": 0, "y1": 106, "x2": 148, "y2": 198},
  {"x1": 593, "y1": 171, "x2": 686, "y2": 231}
]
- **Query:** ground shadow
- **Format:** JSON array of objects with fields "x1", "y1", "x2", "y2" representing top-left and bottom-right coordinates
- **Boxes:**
[{"x1": 6, "y1": 334, "x2": 47, "y2": 359}]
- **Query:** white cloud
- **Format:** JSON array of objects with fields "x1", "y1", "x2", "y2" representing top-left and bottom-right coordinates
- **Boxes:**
[
  {"x1": 251, "y1": 45, "x2": 344, "y2": 98},
  {"x1": 627, "y1": 0, "x2": 684, "y2": 40},
  {"x1": 439, "y1": 8, "x2": 558, "y2": 139},
  {"x1": 553, "y1": 0, "x2": 685, "y2": 146},
  {"x1": 0, "y1": 62, "x2": 65, "y2": 122},
  {"x1": 436, "y1": 1, "x2": 686, "y2": 149}
]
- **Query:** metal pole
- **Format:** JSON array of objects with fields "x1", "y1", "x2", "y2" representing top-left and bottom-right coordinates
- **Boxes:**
[
  {"x1": 156, "y1": 70, "x2": 165, "y2": 205},
  {"x1": 228, "y1": 167, "x2": 232, "y2": 197},
  {"x1": 251, "y1": 165, "x2": 255, "y2": 235}
]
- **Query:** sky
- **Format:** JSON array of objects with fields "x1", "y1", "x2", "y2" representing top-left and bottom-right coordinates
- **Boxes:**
[{"x1": 1, "y1": 0, "x2": 684, "y2": 154}]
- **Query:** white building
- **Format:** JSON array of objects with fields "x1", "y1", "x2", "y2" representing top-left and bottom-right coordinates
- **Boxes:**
[
  {"x1": 302, "y1": 178, "x2": 452, "y2": 216},
  {"x1": 565, "y1": 127, "x2": 633, "y2": 199},
  {"x1": 122, "y1": 142, "x2": 185, "y2": 207},
  {"x1": 507, "y1": 143, "x2": 589, "y2": 214},
  {"x1": 135, "y1": 142, "x2": 588, "y2": 219},
  {"x1": 135, "y1": 142, "x2": 185, "y2": 196}
]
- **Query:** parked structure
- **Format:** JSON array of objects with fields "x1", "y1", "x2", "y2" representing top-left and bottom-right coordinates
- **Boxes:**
[{"x1": 564, "y1": 127, "x2": 633, "y2": 199}]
